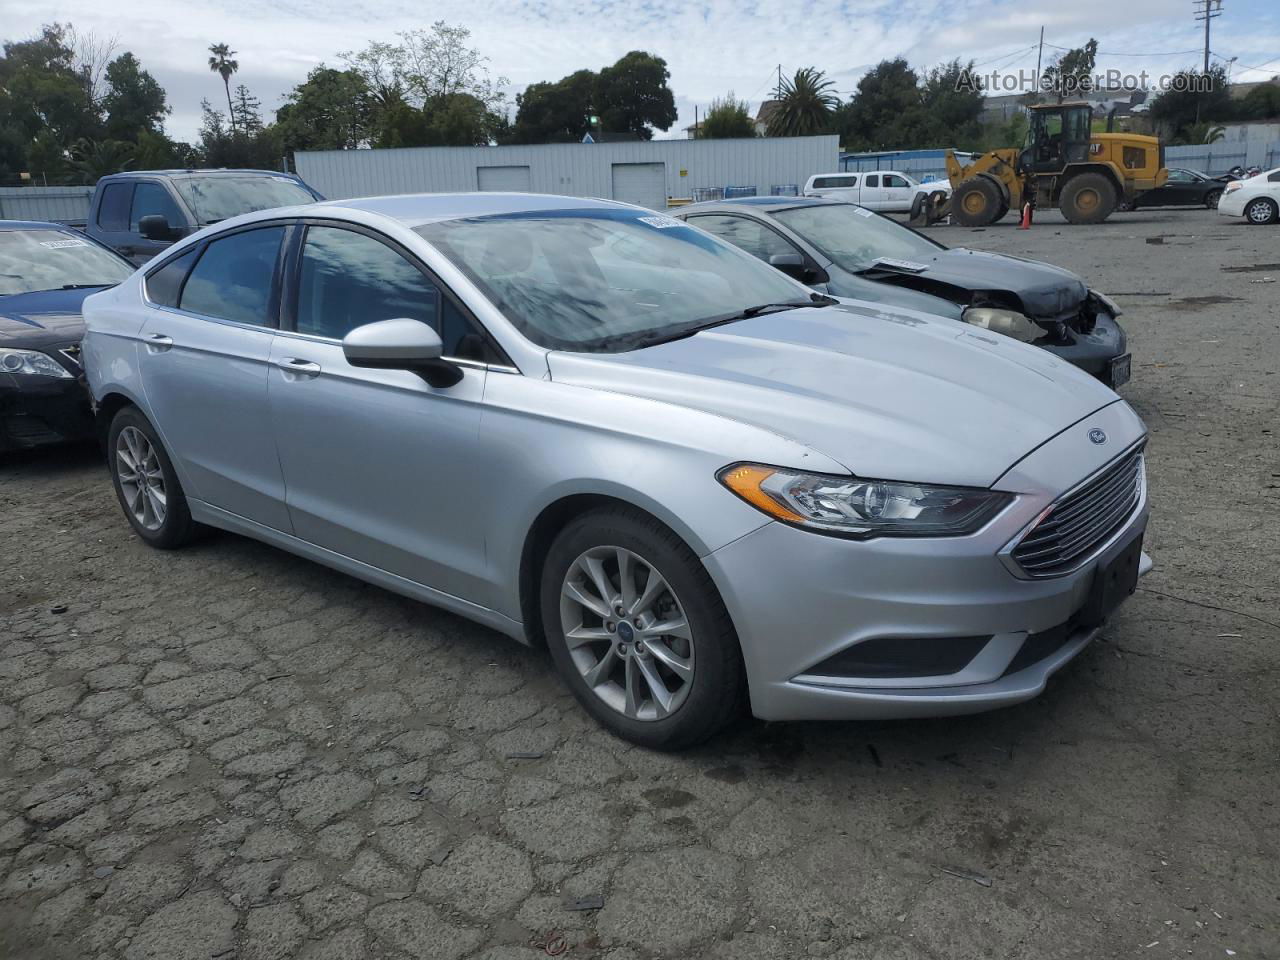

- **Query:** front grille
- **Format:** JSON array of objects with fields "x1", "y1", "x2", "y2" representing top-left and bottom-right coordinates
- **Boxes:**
[{"x1": 1012, "y1": 446, "x2": 1145, "y2": 577}]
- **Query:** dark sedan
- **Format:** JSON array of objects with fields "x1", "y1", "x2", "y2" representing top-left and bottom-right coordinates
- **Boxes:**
[
  {"x1": 674, "y1": 197, "x2": 1130, "y2": 387},
  {"x1": 1128, "y1": 167, "x2": 1225, "y2": 210},
  {"x1": 1, "y1": 221, "x2": 133, "y2": 451}
]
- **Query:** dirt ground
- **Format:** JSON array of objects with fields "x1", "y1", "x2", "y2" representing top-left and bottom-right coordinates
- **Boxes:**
[{"x1": 2, "y1": 207, "x2": 1277, "y2": 960}]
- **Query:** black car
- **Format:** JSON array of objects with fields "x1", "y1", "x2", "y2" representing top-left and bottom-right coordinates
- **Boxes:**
[
  {"x1": 1128, "y1": 167, "x2": 1225, "y2": 210},
  {"x1": 1, "y1": 221, "x2": 134, "y2": 451},
  {"x1": 674, "y1": 197, "x2": 1130, "y2": 387}
]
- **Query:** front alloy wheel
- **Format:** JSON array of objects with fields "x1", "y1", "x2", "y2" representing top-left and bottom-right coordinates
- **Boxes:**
[{"x1": 560, "y1": 545, "x2": 694, "y2": 721}]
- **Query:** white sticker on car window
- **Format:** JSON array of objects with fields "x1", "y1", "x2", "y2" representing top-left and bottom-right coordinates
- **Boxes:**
[
  {"x1": 637, "y1": 215, "x2": 684, "y2": 229},
  {"x1": 40, "y1": 238, "x2": 89, "y2": 249}
]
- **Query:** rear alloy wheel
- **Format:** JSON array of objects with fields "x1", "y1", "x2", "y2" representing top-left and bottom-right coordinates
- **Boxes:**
[
  {"x1": 541, "y1": 507, "x2": 744, "y2": 749},
  {"x1": 1245, "y1": 197, "x2": 1279, "y2": 225},
  {"x1": 1059, "y1": 173, "x2": 1117, "y2": 224},
  {"x1": 108, "y1": 406, "x2": 198, "y2": 549},
  {"x1": 951, "y1": 177, "x2": 1002, "y2": 227},
  {"x1": 1204, "y1": 188, "x2": 1223, "y2": 210}
]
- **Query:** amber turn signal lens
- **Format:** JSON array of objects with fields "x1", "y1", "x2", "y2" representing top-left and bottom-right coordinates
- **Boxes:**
[{"x1": 718, "y1": 464, "x2": 809, "y2": 524}]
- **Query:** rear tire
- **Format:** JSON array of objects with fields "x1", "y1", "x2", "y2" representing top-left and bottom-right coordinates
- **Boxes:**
[
  {"x1": 1245, "y1": 197, "x2": 1278, "y2": 225},
  {"x1": 951, "y1": 177, "x2": 1003, "y2": 226},
  {"x1": 1059, "y1": 172, "x2": 1117, "y2": 224},
  {"x1": 107, "y1": 406, "x2": 198, "y2": 549},
  {"x1": 539, "y1": 506, "x2": 745, "y2": 750}
]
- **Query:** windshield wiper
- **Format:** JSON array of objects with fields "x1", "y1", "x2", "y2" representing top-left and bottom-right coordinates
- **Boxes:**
[
  {"x1": 59, "y1": 283, "x2": 114, "y2": 290},
  {"x1": 609, "y1": 294, "x2": 838, "y2": 350}
]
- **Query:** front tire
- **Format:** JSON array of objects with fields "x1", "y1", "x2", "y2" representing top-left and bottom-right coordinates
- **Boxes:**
[
  {"x1": 1204, "y1": 188, "x2": 1223, "y2": 210},
  {"x1": 540, "y1": 507, "x2": 745, "y2": 750},
  {"x1": 107, "y1": 406, "x2": 197, "y2": 549},
  {"x1": 1245, "y1": 197, "x2": 1278, "y2": 225},
  {"x1": 951, "y1": 177, "x2": 1003, "y2": 227},
  {"x1": 1059, "y1": 173, "x2": 1117, "y2": 224}
]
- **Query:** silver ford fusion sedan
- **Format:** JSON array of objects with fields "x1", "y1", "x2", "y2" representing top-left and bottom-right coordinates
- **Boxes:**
[{"x1": 82, "y1": 193, "x2": 1151, "y2": 749}]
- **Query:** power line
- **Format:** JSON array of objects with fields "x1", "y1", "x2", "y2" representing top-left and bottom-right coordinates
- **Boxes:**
[
  {"x1": 1042, "y1": 42, "x2": 1202, "y2": 57},
  {"x1": 1214, "y1": 52, "x2": 1280, "y2": 75}
]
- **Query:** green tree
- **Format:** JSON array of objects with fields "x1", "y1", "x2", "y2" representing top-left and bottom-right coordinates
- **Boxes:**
[
  {"x1": 276, "y1": 66, "x2": 374, "y2": 151},
  {"x1": 506, "y1": 70, "x2": 596, "y2": 143},
  {"x1": 1149, "y1": 66, "x2": 1234, "y2": 142},
  {"x1": 101, "y1": 52, "x2": 168, "y2": 141},
  {"x1": 832, "y1": 58, "x2": 921, "y2": 150},
  {"x1": 68, "y1": 137, "x2": 135, "y2": 180},
  {"x1": 700, "y1": 94, "x2": 756, "y2": 139},
  {"x1": 195, "y1": 100, "x2": 281, "y2": 168},
  {"x1": 0, "y1": 23, "x2": 99, "y2": 165},
  {"x1": 594, "y1": 51, "x2": 678, "y2": 139},
  {"x1": 1041, "y1": 39, "x2": 1098, "y2": 102},
  {"x1": 230, "y1": 84, "x2": 262, "y2": 135},
  {"x1": 207, "y1": 43, "x2": 239, "y2": 131},
  {"x1": 917, "y1": 59, "x2": 983, "y2": 147},
  {"x1": 766, "y1": 67, "x2": 838, "y2": 137},
  {"x1": 1237, "y1": 82, "x2": 1280, "y2": 120}
]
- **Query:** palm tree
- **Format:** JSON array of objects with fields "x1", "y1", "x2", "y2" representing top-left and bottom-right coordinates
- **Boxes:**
[
  {"x1": 766, "y1": 67, "x2": 839, "y2": 137},
  {"x1": 208, "y1": 43, "x2": 239, "y2": 132},
  {"x1": 69, "y1": 139, "x2": 136, "y2": 182}
]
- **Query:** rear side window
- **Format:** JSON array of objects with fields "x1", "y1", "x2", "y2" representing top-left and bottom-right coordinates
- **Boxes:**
[
  {"x1": 130, "y1": 183, "x2": 184, "y2": 231},
  {"x1": 688, "y1": 214, "x2": 798, "y2": 263},
  {"x1": 145, "y1": 249, "x2": 199, "y2": 308},
  {"x1": 813, "y1": 176, "x2": 855, "y2": 189},
  {"x1": 864, "y1": 174, "x2": 880, "y2": 188},
  {"x1": 96, "y1": 183, "x2": 132, "y2": 231},
  {"x1": 180, "y1": 227, "x2": 285, "y2": 326}
]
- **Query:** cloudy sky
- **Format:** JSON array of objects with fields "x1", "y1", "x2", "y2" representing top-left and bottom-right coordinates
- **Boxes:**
[{"x1": 5, "y1": 0, "x2": 1279, "y2": 143}]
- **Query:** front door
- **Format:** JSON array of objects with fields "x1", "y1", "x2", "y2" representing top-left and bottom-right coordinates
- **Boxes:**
[
  {"x1": 880, "y1": 173, "x2": 914, "y2": 211},
  {"x1": 267, "y1": 222, "x2": 493, "y2": 603},
  {"x1": 127, "y1": 180, "x2": 189, "y2": 264},
  {"x1": 136, "y1": 224, "x2": 292, "y2": 530}
]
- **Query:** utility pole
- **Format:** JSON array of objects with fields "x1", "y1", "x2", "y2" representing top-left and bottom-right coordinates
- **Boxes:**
[
  {"x1": 775, "y1": 64, "x2": 783, "y2": 100},
  {"x1": 1035, "y1": 26, "x2": 1045, "y2": 86},
  {"x1": 1193, "y1": 0, "x2": 1222, "y2": 74}
]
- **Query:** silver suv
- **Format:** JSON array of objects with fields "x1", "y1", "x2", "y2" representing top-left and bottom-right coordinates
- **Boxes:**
[{"x1": 83, "y1": 193, "x2": 1151, "y2": 748}]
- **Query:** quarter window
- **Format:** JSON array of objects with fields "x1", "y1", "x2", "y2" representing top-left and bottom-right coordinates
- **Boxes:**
[
  {"x1": 180, "y1": 227, "x2": 285, "y2": 326},
  {"x1": 687, "y1": 215, "x2": 799, "y2": 264},
  {"x1": 146, "y1": 249, "x2": 199, "y2": 308},
  {"x1": 864, "y1": 174, "x2": 880, "y2": 188},
  {"x1": 130, "y1": 183, "x2": 184, "y2": 231},
  {"x1": 96, "y1": 183, "x2": 132, "y2": 231},
  {"x1": 295, "y1": 225, "x2": 487, "y2": 359}
]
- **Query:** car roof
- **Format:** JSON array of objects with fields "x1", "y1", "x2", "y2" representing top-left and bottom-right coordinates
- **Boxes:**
[
  {"x1": 317, "y1": 192, "x2": 635, "y2": 227},
  {"x1": 0, "y1": 220, "x2": 81, "y2": 231},
  {"x1": 99, "y1": 169, "x2": 307, "y2": 181},
  {"x1": 676, "y1": 196, "x2": 844, "y2": 216}
]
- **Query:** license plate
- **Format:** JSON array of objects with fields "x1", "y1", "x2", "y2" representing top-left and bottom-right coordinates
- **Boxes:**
[
  {"x1": 1109, "y1": 353, "x2": 1131, "y2": 388},
  {"x1": 1077, "y1": 530, "x2": 1143, "y2": 628}
]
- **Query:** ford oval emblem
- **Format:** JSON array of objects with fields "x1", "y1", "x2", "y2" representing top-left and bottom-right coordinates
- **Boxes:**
[{"x1": 1089, "y1": 428, "x2": 1107, "y2": 445}]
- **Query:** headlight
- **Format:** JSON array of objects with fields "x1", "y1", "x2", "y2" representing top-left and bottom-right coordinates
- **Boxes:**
[
  {"x1": 1225, "y1": 181, "x2": 1241, "y2": 192},
  {"x1": 718, "y1": 463, "x2": 1013, "y2": 538},
  {"x1": 962, "y1": 307, "x2": 1046, "y2": 343},
  {"x1": 0, "y1": 349, "x2": 72, "y2": 378}
]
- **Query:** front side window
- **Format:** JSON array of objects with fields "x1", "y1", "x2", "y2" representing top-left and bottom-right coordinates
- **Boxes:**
[
  {"x1": 415, "y1": 208, "x2": 805, "y2": 353},
  {"x1": 0, "y1": 229, "x2": 132, "y2": 297},
  {"x1": 173, "y1": 176, "x2": 316, "y2": 225},
  {"x1": 180, "y1": 227, "x2": 284, "y2": 325},
  {"x1": 688, "y1": 215, "x2": 799, "y2": 264},
  {"x1": 97, "y1": 182, "x2": 132, "y2": 231},
  {"x1": 131, "y1": 183, "x2": 185, "y2": 231},
  {"x1": 773, "y1": 203, "x2": 943, "y2": 273},
  {"x1": 883, "y1": 174, "x2": 909, "y2": 188}
]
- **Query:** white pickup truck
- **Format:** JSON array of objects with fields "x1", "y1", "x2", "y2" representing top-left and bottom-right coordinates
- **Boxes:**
[{"x1": 802, "y1": 171, "x2": 950, "y2": 212}]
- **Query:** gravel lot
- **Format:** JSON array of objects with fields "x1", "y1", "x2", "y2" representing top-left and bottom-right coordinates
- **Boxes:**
[{"x1": 2, "y1": 207, "x2": 1277, "y2": 960}]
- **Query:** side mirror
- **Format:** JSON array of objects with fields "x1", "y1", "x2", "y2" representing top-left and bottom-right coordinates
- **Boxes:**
[
  {"x1": 769, "y1": 252, "x2": 808, "y2": 281},
  {"x1": 342, "y1": 318, "x2": 462, "y2": 388},
  {"x1": 138, "y1": 215, "x2": 176, "y2": 242}
]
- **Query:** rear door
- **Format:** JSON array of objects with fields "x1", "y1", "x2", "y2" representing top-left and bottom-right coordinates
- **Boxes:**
[
  {"x1": 267, "y1": 220, "x2": 498, "y2": 603},
  {"x1": 859, "y1": 173, "x2": 884, "y2": 209},
  {"x1": 137, "y1": 224, "x2": 292, "y2": 530},
  {"x1": 92, "y1": 181, "x2": 136, "y2": 258}
]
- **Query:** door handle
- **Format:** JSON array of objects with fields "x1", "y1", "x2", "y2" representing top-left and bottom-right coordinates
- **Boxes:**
[
  {"x1": 145, "y1": 333, "x2": 173, "y2": 353},
  {"x1": 276, "y1": 357, "x2": 322, "y2": 379}
]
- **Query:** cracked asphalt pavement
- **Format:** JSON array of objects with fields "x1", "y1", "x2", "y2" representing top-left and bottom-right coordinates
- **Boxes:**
[{"x1": 2, "y1": 208, "x2": 1277, "y2": 960}]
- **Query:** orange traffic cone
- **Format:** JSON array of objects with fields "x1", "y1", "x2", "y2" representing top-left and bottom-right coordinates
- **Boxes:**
[{"x1": 1018, "y1": 202, "x2": 1033, "y2": 230}]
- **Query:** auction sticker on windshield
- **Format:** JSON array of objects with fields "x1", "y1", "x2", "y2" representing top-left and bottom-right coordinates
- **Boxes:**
[
  {"x1": 638, "y1": 216, "x2": 684, "y2": 229},
  {"x1": 40, "y1": 238, "x2": 89, "y2": 249}
]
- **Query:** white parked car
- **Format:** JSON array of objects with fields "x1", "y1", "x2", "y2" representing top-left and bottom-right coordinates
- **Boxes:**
[
  {"x1": 1217, "y1": 167, "x2": 1280, "y2": 224},
  {"x1": 803, "y1": 171, "x2": 951, "y2": 212}
]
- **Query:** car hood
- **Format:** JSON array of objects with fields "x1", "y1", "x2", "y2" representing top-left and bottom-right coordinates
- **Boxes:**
[
  {"x1": 546, "y1": 301, "x2": 1119, "y2": 488},
  {"x1": 0, "y1": 288, "x2": 92, "y2": 347},
  {"x1": 864, "y1": 247, "x2": 1089, "y2": 321}
]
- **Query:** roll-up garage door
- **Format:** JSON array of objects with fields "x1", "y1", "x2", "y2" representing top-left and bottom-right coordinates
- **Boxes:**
[
  {"x1": 610, "y1": 163, "x2": 667, "y2": 211},
  {"x1": 477, "y1": 165, "x2": 532, "y2": 191}
]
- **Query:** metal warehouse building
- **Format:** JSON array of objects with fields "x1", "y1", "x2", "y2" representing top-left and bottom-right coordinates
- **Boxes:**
[{"x1": 293, "y1": 136, "x2": 840, "y2": 211}]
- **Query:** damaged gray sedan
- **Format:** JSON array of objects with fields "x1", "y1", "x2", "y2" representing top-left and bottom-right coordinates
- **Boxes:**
[{"x1": 675, "y1": 197, "x2": 1131, "y2": 387}]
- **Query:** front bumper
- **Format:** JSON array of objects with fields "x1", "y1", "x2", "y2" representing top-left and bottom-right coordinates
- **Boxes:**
[
  {"x1": 1217, "y1": 192, "x2": 1247, "y2": 218},
  {"x1": 0, "y1": 352, "x2": 94, "y2": 452},
  {"x1": 1038, "y1": 312, "x2": 1127, "y2": 383},
  {"x1": 703, "y1": 401, "x2": 1150, "y2": 721}
]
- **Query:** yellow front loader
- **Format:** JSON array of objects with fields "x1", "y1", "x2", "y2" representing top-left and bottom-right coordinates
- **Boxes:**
[{"x1": 943, "y1": 103, "x2": 1167, "y2": 226}]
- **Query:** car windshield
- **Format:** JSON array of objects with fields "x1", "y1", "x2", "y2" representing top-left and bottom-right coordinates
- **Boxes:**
[
  {"x1": 773, "y1": 203, "x2": 943, "y2": 273},
  {"x1": 173, "y1": 176, "x2": 316, "y2": 224},
  {"x1": 415, "y1": 209, "x2": 808, "y2": 352},
  {"x1": 0, "y1": 229, "x2": 133, "y2": 296}
]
